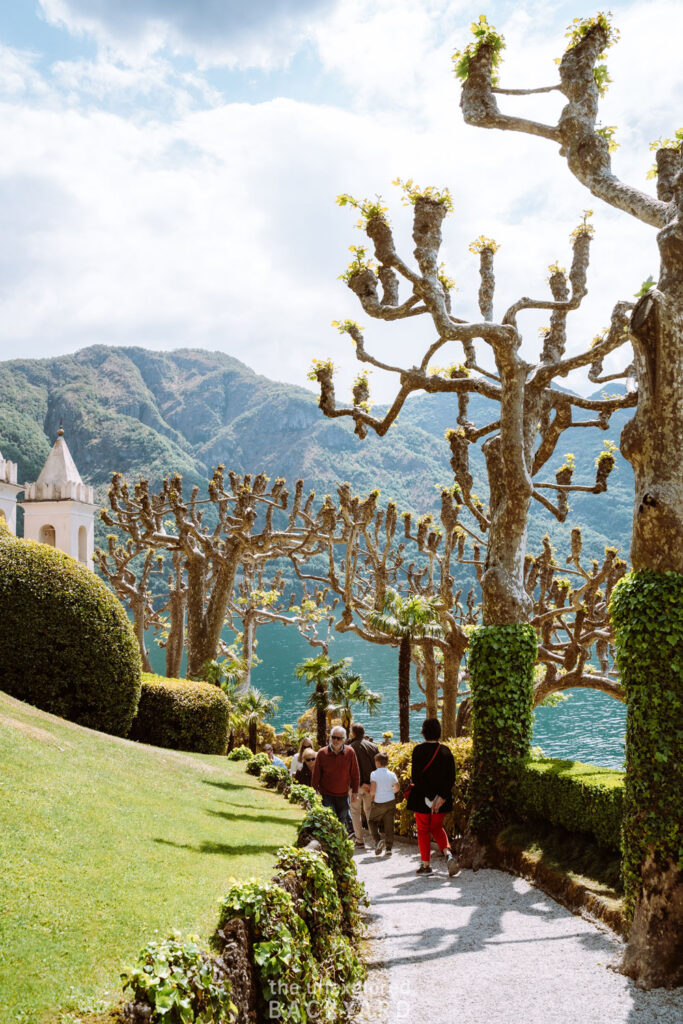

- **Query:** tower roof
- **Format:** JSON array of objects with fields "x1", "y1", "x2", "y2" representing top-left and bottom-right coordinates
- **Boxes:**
[
  {"x1": 36, "y1": 429, "x2": 83, "y2": 489},
  {"x1": 22, "y1": 429, "x2": 95, "y2": 505}
]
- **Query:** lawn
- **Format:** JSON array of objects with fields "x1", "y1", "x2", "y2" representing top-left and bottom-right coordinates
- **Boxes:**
[{"x1": 0, "y1": 690, "x2": 302, "y2": 1023}]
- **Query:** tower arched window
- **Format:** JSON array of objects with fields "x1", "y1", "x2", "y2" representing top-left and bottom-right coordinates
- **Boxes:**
[
  {"x1": 39, "y1": 524, "x2": 56, "y2": 547},
  {"x1": 78, "y1": 525, "x2": 87, "y2": 563}
]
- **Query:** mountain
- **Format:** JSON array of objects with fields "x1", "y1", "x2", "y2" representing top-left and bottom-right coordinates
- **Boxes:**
[{"x1": 0, "y1": 345, "x2": 635, "y2": 562}]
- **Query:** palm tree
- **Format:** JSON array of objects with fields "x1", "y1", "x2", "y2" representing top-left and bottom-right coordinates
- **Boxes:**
[
  {"x1": 306, "y1": 663, "x2": 382, "y2": 733},
  {"x1": 367, "y1": 589, "x2": 443, "y2": 742},
  {"x1": 236, "y1": 686, "x2": 280, "y2": 752},
  {"x1": 295, "y1": 654, "x2": 354, "y2": 746}
]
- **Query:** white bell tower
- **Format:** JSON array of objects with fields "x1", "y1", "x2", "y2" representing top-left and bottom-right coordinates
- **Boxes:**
[
  {"x1": 0, "y1": 449, "x2": 23, "y2": 534},
  {"x1": 20, "y1": 428, "x2": 98, "y2": 569}
]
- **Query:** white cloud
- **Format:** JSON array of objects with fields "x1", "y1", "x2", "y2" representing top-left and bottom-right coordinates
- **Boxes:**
[
  {"x1": 0, "y1": 1, "x2": 680, "y2": 410},
  {"x1": 39, "y1": 0, "x2": 336, "y2": 68}
]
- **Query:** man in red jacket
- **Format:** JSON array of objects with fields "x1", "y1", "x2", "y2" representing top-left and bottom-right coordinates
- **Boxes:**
[{"x1": 311, "y1": 725, "x2": 360, "y2": 835}]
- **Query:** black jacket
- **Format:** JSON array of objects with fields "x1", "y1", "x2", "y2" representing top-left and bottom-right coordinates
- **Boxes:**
[
  {"x1": 349, "y1": 737, "x2": 379, "y2": 786},
  {"x1": 294, "y1": 763, "x2": 313, "y2": 787},
  {"x1": 406, "y1": 742, "x2": 455, "y2": 814}
]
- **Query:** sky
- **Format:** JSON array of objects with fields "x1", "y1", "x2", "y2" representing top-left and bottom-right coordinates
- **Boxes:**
[{"x1": 0, "y1": 0, "x2": 681, "y2": 405}]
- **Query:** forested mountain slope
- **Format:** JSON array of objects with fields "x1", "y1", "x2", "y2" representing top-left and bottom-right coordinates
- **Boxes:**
[{"x1": 0, "y1": 345, "x2": 633, "y2": 561}]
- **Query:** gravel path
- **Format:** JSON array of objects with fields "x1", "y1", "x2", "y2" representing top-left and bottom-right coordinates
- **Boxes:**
[{"x1": 354, "y1": 840, "x2": 683, "y2": 1024}]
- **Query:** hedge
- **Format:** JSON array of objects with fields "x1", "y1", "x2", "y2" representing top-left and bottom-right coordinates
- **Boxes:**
[
  {"x1": 515, "y1": 757, "x2": 624, "y2": 852},
  {"x1": 385, "y1": 737, "x2": 473, "y2": 838},
  {"x1": 129, "y1": 673, "x2": 230, "y2": 754},
  {"x1": 0, "y1": 525, "x2": 141, "y2": 736}
]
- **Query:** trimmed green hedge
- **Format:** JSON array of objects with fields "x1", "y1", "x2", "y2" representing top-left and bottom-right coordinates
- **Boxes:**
[
  {"x1": 0, "y1": 525, "x2": 141, "y2": 736},
  {"x1": 129, "y1": 673, "x2": 230, "y2": 754},
  {"x1": 516, "y1": 757, "x2": 624, "y2": 852}
]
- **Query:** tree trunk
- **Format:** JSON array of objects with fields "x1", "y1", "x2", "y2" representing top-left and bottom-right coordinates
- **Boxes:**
[
  {"x1": 481, "y1": 434, "x2": 532, "y2": 625},
  {"x1": 248, "y1": 720, "x2": 258, "y2": 753},
  {"x1": 423, "y1": 641, "x2": 438, "y2": 719},
  {"x1": 186, "y1": 555, "x2": 239, "y2": 678},
  {"x1": 455, "y1": 695, "x2": 472, "y2": 737},
  {"x1": 398, "y1": 636, "x2": 411, "y2": 742},
  {"x1": 315, "y1": 682, "x2": 327, "y2": 748},
  {"x1": 165, "y1": 587, "x2": 185, "y2": 679},
  {"x1": 622, "y1": 290, "x2": 683, "y2": 572},
  {"x1": 616, "y1": 209, "x2": 683, "y2": 985},
  {"x1": 131, "y1": 595, "x2": 152, "y2": 674},
  {"x1": 242, "y1": 613, "x2": 256, "y2": 692},
  {"x1": 621, "y1": 852, "x2": 683, "y2": 989},
  {"x1": 442, "y1": 640, "x2": 465, "y2": 740}
]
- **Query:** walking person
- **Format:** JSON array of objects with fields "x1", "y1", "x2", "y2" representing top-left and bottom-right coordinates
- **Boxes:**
[
  {"x1": 407, "y1": 718, "x2": 458, "y2": 876},
  {"x1": 294, "y1": 747, "x2": 318, "y2": 787},
  {"x1": 289, "y1": 737, "x2": 314, "y2": 776},
  {"x1": 311, "y1": 726, "x2": 360, "y2": 835},
  {"x1": 348, "y1": 723, "x2": 378, "y2": 848},
  {"x1": 369, "y1": 751, "x2": 399, "y2": 856}
]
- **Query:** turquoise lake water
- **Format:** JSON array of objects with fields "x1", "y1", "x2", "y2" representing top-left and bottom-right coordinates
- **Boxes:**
[
  {"x1": 147, "y1": 621, "x2": 626, "y2": 769},
  {"x1": 230, "y1": 624, "x2": 626, "y2": 770}
]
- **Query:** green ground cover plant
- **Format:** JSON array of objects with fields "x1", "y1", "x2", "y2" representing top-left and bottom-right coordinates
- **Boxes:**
[{"x1": 0, "y1": 690, "x2": 303, "y2": 1024}]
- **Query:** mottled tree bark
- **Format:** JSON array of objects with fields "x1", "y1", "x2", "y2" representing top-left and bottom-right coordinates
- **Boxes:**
[{"x1": 458, "y1": 16, "x2": 682, "y2": 987}]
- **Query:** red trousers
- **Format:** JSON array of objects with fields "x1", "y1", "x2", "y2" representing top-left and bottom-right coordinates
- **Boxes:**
[{"x1": 415, "y1": 811, "x2": 450, "y2": 862}]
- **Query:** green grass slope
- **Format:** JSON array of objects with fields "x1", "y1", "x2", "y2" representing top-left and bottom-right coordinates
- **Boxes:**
[{"x1": 0, "y1": 690, "x2": 302, "y2": 1023}]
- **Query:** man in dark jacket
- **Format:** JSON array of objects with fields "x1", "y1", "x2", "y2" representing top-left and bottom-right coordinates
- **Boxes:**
[
  {"x1": 348, "y1": 723, "x2": 378, "y2": 847},
  {"x1": 311, "y1": 725, "x2": 360, "y2": 834}
]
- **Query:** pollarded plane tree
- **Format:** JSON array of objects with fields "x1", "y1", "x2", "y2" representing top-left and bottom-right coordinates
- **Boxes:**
[
  {"x1": 527, "y1": 529, "x2": 627, "y2": 707},
  {"x1": 94, "y1": 537, "x2": 162, "y2": 674},
  {"x1": 100, "y1": 469, "x2": 324, "y2": 679},
  {"x1": 291, "y1": 482, "x2": 482, "y2": 742},
  {"x1": 224, "y1": 563, "x2": 339, "y2": 691},
  {"x1": 454, "y1": 11, "x2": 682, "y2": 988},
  {"x1": 310, "y1": 180, "x2": 632, "y2": 844}
]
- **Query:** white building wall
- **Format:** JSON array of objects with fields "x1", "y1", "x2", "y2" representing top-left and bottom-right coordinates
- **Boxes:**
[
  {"x1": 22, "y1": 500, "x2": 98, "y2": 569},
  {"x1": 0, "y1": 454, "x2": 22, "y2": 535}
]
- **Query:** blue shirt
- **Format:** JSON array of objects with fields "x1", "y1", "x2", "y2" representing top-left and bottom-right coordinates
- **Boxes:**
[{"x1": 272, "y1": 755, "x2": 286, "y2": 768}]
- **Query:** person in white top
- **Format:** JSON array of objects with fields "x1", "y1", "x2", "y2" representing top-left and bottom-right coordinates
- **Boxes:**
[
  {"x1": 369, "y1": 751, "x2": 400, "y2": 856},
  {"x1": 289, "y1": 737, "x2": 314, "y2": 776}
]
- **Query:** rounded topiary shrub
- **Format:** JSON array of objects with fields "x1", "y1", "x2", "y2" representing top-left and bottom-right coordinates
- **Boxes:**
[
  {"x1": 129, "y1": 673, "x2": 230, "y2": 754},
  {"x1": 0, "y1": 527, "x2": 141, "y2": 736}
]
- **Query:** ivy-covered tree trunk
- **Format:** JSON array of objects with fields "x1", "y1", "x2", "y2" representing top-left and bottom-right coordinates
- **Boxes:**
[
  {"x1": 465, "y1": 625, "x2": 537, "y2": 856},
  {"x1": 611, "y1": 572, "x2": 683, "y2": 989},
  {"x1": 398, "y1": 636, "x2": 411, "y2": 742}
]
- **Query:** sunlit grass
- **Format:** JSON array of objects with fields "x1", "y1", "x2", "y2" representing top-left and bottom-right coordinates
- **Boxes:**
[{"x1": 0, "y1": 691, "x2": 302, "y2": 1023}]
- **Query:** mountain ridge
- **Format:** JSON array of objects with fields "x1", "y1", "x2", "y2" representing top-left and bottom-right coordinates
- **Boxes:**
[{"x1": 0, "y1": 345, "x2": 635, "y2": 561}]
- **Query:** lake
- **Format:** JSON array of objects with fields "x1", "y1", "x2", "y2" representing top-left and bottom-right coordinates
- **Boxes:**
[
  {"x1": 147, "y1": 620, "x2": 626, "y2": 769},
  {"x1": 246, "y1": 623, "x2": 627, "y2": 770}
]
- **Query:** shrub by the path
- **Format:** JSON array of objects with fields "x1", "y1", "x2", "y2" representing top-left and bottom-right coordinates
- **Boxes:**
[
  {"x1": 129, "y1": 673, "x2": 230, "y2": 754},
  {"x1": 0, "y1": 525, "x2": 140, "y2": 736}
]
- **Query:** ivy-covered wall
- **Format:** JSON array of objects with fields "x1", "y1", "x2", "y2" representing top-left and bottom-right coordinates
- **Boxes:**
[
  {"x1": 468, "y1": 623, "x2": 537, "y2": 836},
  {"x1": 611, "y1": 570, "x2": 683, "y2": 920}
]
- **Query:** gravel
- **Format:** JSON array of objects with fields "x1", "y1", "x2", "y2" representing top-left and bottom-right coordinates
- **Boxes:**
[{"x1": 354, "y1": 840, "x2": 683, "y2": 1024}]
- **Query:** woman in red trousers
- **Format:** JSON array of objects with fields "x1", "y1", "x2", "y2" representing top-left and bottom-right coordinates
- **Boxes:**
[{"x1": 406, "y1": 717, "x2": 459, "y2": 876}]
